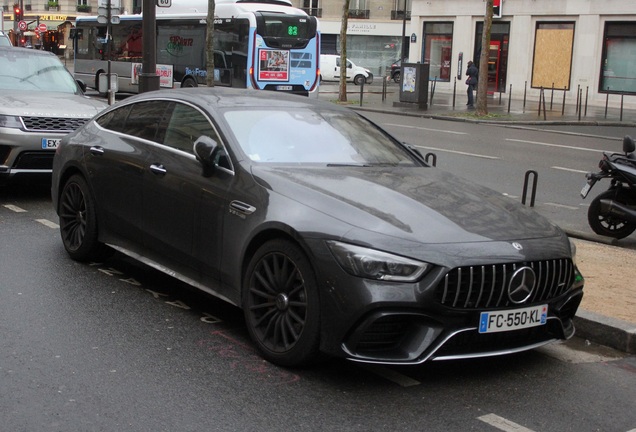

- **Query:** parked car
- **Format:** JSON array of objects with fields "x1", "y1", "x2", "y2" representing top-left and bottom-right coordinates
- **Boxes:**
[
  {"x1": 51, "y1": 87, "x2": 584, "y2": 367},
  {"x1": 0, "y1": 47, "x2": 107, "y2": 185},
  {"x1": 320, "y1": 54, "x2": 373, "y2": 85},
  {"x1": 0, "y1": 31, "x2": 12, "y2": 47}
]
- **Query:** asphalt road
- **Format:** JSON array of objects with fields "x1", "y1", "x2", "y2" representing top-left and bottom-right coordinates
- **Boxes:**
[
  {"x1": 357, "y1": 111, "x2": 636, "y2": 249},
  {"x1": 1, "y1": 177, "x2": 635, "y2": 431}
]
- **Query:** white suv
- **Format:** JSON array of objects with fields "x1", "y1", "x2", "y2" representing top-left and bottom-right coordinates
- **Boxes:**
[{"x1": 0, "y1": 31, "x2": 12, "y2": 47}]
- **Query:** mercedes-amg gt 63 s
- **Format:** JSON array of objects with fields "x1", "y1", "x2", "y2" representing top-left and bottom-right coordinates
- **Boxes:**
[{"x1": 51, "y1": 87, "x2": 584, "y2": 367}]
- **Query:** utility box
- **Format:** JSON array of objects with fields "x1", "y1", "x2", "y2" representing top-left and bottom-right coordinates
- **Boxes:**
[{"x1": 395, "y1": 63, "x2": 429, "y2": 109}]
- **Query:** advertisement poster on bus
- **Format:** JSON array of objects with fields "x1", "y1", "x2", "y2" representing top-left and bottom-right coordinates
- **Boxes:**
[
  {"x1": 258, "y1": 49, "x2": 289, "y2": 81},
  {"x1": 131, "y1": 63, "x2": 175, "y2": 88}
]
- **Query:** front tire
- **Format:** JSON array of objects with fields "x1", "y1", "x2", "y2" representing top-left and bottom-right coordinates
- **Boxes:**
[
  {"x1": 59, "y1": 174, "x2": 109, "y2": 261},
  {"x1": 353, "y1": 74, "x2": 365, "y2": 86},
  {"x1": 393, "y1": 71, "x2": 401, "y2": 83},
  {"x1": 588, "y1": 189, "x2": 636, "y2": 239},
  {"x1": 243, "y1": 239, "x2": 321, "y2": 367}
]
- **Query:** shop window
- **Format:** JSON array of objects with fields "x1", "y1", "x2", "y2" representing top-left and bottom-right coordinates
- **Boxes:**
[
  {"x1": 422, "y1": 22, "x2": 453, "y2": 82},
  {"x1": 531, "y1": 22, "x2": 574, "y2": 90},
  {"x1": 600, "y1": 22, "x2": 636, "y2": 94}
]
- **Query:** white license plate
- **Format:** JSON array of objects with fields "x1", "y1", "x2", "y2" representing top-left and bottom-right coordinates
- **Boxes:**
[
  {"x1": 42, "y1": 138, "x2": 61, "y2": 149},
  {"x1": 580, "y1": 181, "x2": 594, "y2": 198},
  {"x1": 479, "y1": 304, "x2": 547, "y2": 334},
  {"x1": 277, "y1": 85, "x2": 292, "y2": 91}
]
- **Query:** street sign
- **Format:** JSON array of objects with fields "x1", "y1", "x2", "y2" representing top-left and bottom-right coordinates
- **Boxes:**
[
  {"x1": 38, "y1": 23, "x2": 47, "y2": 32},
  {"x1": 18, "y1": 20, "x2": 27, "y2": 31},
  {"x1": 157, "y1": 0, "x2": 171, "y2": 7}
]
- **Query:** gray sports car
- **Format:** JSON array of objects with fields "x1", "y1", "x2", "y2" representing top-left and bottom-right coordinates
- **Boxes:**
[{"x1": 51, "y1": 87, "x2": 584, "y2": 367}]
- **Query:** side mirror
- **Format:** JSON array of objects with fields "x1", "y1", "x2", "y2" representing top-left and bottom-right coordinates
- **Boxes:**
[
  {"x1": 76, "y1": 79, "x2": 87, "y2": 93},
  {"x1": 194, "y1": 135, "x2": 220, "y2": 177},
  {"x1": 623, "y1": 135, "x2": 635, "y2": 155}
]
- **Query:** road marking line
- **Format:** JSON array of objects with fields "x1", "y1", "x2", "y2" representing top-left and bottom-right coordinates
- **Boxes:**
[
  {"x1": 552, "y1": 166, "x2": 588, "y2": 174},
  {"x1": 506, "y1": 138, "x2": 609, "y2": 153},
  {"x1": 544, "y1": 202, "x2": 580, "y2": 210},
  {"x1": 415, "y1": 145, "x2": 500, "y2": 160},
  {"x1": 384, "y1": 123, "x2": 468, "y2": 135},
  {"x1": 36, "y1": 219, "x2": 59, "y2": 229},
  {"x1": 359, "y1": 364, "x2": 421, "y2": 387},
  {"x1": 3, "y1": 204, "x2": 27, "y2": 212},
  {"x1": 478, "y1": 413, "x2": 536, "y2": 432}
]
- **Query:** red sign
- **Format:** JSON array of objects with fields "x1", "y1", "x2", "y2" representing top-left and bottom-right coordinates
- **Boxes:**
[
  {"x1": 493, "y1": 0, "x2": 502, "y2": 18},
  {"x1": 18, "y1": 20, "x2": 27, "y2": 31},
  {"x1": 38, "y1": 23, "x2": 47, "y2": 32}
]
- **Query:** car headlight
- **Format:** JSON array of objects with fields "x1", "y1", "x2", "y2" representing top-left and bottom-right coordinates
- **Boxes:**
[
  {"x1": 0, "y1": 115, "x2": 23, "y2": 129},
  {"x1": 326, "y1": 240, "x2": 430, "y2": 282}
]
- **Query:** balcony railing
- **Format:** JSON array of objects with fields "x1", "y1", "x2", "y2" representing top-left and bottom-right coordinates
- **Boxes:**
[
  {"x1": 348, "y1": 9, "x2": 369, "y2": 19},
  {"x1": 391, "y1": 10, "x2": 411, "y2": 20},
  {"x1": 301, "y1": 7, "x2": 322, "y2": 18},
  {"x1": 45, "y1": 2, "x2": 59, "y2": 11}
]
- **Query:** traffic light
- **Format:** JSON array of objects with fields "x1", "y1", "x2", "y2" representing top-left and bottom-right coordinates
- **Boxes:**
[{"x1": 13, "y1": 4, "x2": 22, "y2": 21}]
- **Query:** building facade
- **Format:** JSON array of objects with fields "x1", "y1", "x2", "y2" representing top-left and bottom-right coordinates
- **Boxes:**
[{"x1": 300, "y1": 0, "x2": 636, "y2": 107}]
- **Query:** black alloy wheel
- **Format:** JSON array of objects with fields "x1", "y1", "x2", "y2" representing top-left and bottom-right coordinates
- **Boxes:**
[
  {"x1": 587, "y1": 189, "x2": 636, "y2": 239},
  {"x1": 393, "y1": 71, "x2": 401, "y2": 83},
  {"x1": 243, "y1": 239, "x2": 320, "y2": 366},
  {"x1": 59, "y1": 174, "x2": 108, "y2": 261}
]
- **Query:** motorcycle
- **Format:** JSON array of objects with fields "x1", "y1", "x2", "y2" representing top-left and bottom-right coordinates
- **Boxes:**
[{"x1": 581, "y1": 135, "x2": 636, "y2": 239}]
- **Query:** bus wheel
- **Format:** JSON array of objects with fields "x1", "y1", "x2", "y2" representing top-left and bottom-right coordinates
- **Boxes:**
[{"x1": 182, "y1": 78, "x2": 197, "y2": 88}]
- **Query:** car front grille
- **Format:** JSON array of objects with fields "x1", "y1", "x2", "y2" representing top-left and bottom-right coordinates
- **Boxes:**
[
  {"x1": 13, "y1": 151, "x2": 55, "y2": 170},
  {"x1": 356, "y1": 315, "x2": 411, "y2": 352},
  {"x1": 435, "y1": 258, "x2": 575, "y2": 309},
  {"x1": 21, "y1": 116, "x2": 89, "y2": 132}
]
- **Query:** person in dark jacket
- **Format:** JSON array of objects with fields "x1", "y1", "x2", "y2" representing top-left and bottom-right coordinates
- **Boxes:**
[{"x1": 465, "y1": 61, "x2": 478, "y2": 108}]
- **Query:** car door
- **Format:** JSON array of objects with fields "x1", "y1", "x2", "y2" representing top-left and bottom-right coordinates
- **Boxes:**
[
  {"x1": 87, "y1": 103, "x2": 151, "y2": 250},
  {"x1": 142, "y1": 101, "x2": 229, "y2": 286}
]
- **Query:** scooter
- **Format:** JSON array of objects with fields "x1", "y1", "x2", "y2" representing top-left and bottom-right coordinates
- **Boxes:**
[{"x1": 581, "y1": 135, "x2": 636, "y2": 239}]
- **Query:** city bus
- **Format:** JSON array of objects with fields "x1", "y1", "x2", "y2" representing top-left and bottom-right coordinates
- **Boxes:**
[{"x1": 71, "y1": 0, "x2": 320, "y2": 96}]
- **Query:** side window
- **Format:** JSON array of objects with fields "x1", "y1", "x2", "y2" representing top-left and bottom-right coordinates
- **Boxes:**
[
  {"x1": 163, "y1": 103, "x2": 219, "y2": 154},
  {"x1": 95, "y1": 104, "x2": 132, "y2": 132},
  {"x1": 121, "y1": 101, "x2": 172, "y2": 142}
]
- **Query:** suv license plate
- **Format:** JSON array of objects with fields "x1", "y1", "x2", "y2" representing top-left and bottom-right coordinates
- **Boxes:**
[
  {"x1": 277, "y1": 85, "x2": 292, "y2": 91},
  {"x1": 479, "y1": 304, "x2": 547, "y2": 334},
  {"x1": 42, "y1": 138, "x2": 61, "y2": 149}
]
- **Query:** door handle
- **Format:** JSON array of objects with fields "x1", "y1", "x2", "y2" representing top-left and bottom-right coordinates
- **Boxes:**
[
  {"x1": 149, "y1": 163, "x2": 167, "y2": 175},
  {"x1": 89, "y1": 146, "x2": 105, "y2": 155}
]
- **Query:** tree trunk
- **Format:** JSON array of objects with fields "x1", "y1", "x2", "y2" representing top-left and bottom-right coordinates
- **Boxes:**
[
  {"x1": 475, "y1": 0, "x2": 493, "y2": 116},
  {"x1": 338, "y1": 0, "x2": 350, "y2": 102},
  {"x1": 205, "y1": 0, "x2": 216, "y2": 86}
]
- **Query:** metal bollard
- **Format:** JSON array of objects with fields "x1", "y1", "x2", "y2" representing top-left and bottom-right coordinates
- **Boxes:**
[
  {"x1": 507, "y1": 84, "x2": 512, "y2": 113},
  {"x1": 359, "y1": 80, "x2": 364, "y2": 107},
  {"x1": 562, "y1": 87, "x2": 566, "y2": 116}
]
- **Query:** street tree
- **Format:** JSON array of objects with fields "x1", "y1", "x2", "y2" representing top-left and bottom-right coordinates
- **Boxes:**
[
  {"x1": 206, "y1": 0, "x2": 216, "y2": 86},
  {"x1": 475, "y1": 0, "x2": 493, "y2": 116},
  {"x1": 338, "y1": 0, "x2": 350, "y2": 102}
]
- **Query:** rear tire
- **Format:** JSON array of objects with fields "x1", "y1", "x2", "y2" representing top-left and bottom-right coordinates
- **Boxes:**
[
  {"x1": 393, "y1": 71, "x2": 401, "y2": 83},
  {"x1": 59, "y1": 174, "x2": 110, "y2": 261},
  {"x1": 587, "y1": 189, "x2": 636, "y2": 239},
  {"x1": 182, "y1": 77, "x2": 197, "y2": 88},
  {"x1": 243, "y1": 239, "x2": 321, "y2": 367}
]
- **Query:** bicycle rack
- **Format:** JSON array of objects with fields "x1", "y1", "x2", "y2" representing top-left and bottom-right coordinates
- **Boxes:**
[
  {"x1": 425, "y1": 152, "x2": 437, "y2": 167},
  {"x1": 522, "y1": 170, "x2": 538, "y2": 207}
]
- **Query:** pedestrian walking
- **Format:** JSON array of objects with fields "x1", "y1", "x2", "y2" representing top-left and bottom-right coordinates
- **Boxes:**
[{"x1": 465, "y1": 60, "x2": 478, "y2": 108}]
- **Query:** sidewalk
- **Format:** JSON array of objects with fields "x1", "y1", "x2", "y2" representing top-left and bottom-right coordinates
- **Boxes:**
[{"x1": 318, "y1": 83, "x2": 636, "y2": 355}]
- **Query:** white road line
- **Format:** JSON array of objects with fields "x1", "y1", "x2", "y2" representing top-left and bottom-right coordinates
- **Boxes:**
[
  {"x1": 415, "y1": 145, "x2": 500, "y2": 160},
  {"x1": 384, "y1": 123, "x2": 468, "y2": 135},
  {"x1": 506, "y1": 138, "x2": 608, "y2": 153},
  {"x1": 3, "y1": 204, "x2": 27, "y2": 213},
  {"x1": 478, "y1": 413, "x2": 536, "y2": 432},
  {"x1": 36, "y1": 219, "x2": 59, "y2": 229},
  {"x1": 552, "y1": 166, "x2": 589, "y2": 174},
  {"x1": 358, "y1": 364, "x2": 421, "y2": 387},
  {"x1": 544, "y1": 202, "x2": 580, "y2": 210}
]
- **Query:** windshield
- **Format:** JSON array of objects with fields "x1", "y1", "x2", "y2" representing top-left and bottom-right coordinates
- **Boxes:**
[
  {"x1": 0, "y1": 50, "x2": 79, "y2": 93},
  {"x1": 224, "y1": 109, "x2": 419, "y2": 166}
]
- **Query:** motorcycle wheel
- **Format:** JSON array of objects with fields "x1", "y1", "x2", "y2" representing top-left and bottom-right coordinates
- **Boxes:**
[{"x1": 587, "y1": 189, "x2": 636, "y2": 239}]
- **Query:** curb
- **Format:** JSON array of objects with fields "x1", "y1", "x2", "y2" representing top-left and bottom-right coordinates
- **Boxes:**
[{"x1": 574, "y1": 310, "x2": 636, "y2": 354}]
